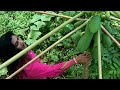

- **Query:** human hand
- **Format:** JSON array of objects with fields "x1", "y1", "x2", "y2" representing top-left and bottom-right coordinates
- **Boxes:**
[{"x1": 74, "y1": 52, "x2": 91, "y2": 64}]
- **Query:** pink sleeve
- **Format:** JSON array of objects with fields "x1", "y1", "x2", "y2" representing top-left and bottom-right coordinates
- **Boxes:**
[{"x1": 23, "y1": 50, "x2": 75, "y2": 79}]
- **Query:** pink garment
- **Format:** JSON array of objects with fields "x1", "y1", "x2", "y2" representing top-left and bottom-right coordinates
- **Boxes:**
[{"x1": 14, "y1": 50, "x2": 75, "y2": 79}]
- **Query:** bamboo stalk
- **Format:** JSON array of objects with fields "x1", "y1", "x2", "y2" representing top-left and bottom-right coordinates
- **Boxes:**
[
  {"x1": 33, "y1": 11, "x2": 87, "y2": 21},
  {"x1": 0, "y1": 11, "x2": 84, "y2": 71},
  {"x1": 110, "y1": 16, "x2": 120, "y2": 22},
  {"x1": 34, "y1": 11, "x2": 120, "y2": 23},
  {"x1": 6, "y1": 19, "x2": 89, "y2": 79},
  {"x1": 101, "y1": 25, "x2": 120, "y2": 47},
  {"x1": 110, "y1": 11, "x2": 118, "y2": 17},
  {"x1": 98, "y1": 30, "x2": 102, "y2": 79},
  {"x1": 112, "y1": 11, "x2": 120, "y2": 19}
]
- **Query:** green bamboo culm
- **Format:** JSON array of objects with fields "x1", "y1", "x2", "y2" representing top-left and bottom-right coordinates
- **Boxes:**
[
  {"x1": 6, "y1": 19, "x2": 90, "y2": 79},
  {"x1": 0, "y1": 11, "x2": 84, "y2": 71},
  {"x1": 110, "y1": 11, "x2": 118, "y2": 17},
  {"x1": 113, "y1": 11, "x2": 120, "y2": 19},
  {"x1": 98, "y1": 30, "x2": 102, "y2": 79}
]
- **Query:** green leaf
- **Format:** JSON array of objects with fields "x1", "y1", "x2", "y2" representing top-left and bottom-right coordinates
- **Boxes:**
[
  {"x1": 102, "y1": 56, "x2": 108, "y2": 61},
  {"x1": 51, "y1": 55, "x2": 59, "y2": 61},
  {"x1": 108, "y1": 47, "x2": 114, "y2": 51},
  {"x1": 33, "y1": 31, "x2": 42, "y2": 40},
  {"x1": 28, "y1": 30, "x2": 34, "y2": 39},
  {"x1": 57, "y1": 17, "x2": 61, "y2": 21},
  {"x1": 63, "y1": 40, "x2": 72, "y2": 48},
  {"x1": 25, "y1": 38, "x2": 36, "y2": 45},
  {"x1": 30, "y1": 25, "x2": 39, "y2": 30},
  {"x1": 40, "y1": 14, "x2": 52, "y2": 21},
  {"x1": 113, "y1": 53, "x2": 120, "y2": 57},
  {"x1": 66, "y1": 24, "x2": 74, "y2": 30},
  {"x1": 0, "y1": 67, "x2": 8, "y2": 77},
  {"x1": 108, "y1": 70, "x2": 114, "y2": 74},
  {"x1": 30, "y1": 14, "x2": 41, "y2": 23},
  {"x1": 113, "y1": 58, "x2": 120, "y2": 67},
  {"x1": 110, "y1": 65, "x2": 116, "y2": 70},
  {"x1": 34, "y1": 21, "x2": 45, "y2": 29},
  {"x1": 111, "y1": 49, "x2": 119, "y2": 53},
  {"x1": 113, "y1": 63, "x2": 119, "y2": 69}
]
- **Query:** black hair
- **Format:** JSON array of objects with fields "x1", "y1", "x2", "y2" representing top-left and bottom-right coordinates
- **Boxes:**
[{"x1": 0, "y1": 31, "x2": 21, "y2": 75}]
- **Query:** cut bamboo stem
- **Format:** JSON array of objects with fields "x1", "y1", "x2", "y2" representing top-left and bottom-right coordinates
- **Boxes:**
[
  {"x1": 101, "y1": 25, "x2": 120, "y2": 47},
  {"x1": 6, "y1": 19, "x2": 89, "y2": 79},
  {"x1": 110, "y1": 11, "x2": 118, "y2": 18},
  {"x1": 98, "y1": 30, "x2": 102, "y2": 79},
  {"x1": 112, "y1": 11, "x2": 120, "y2": 19},
  {"x1": 33, "y1": 11, "x2": 87, "y2": 21},
  {"x1": 0, "y1": 12, "x2": 84, "y2": 71},
  {"x1": 110, "y1": 16, "x2": 120, "y2": 22}
]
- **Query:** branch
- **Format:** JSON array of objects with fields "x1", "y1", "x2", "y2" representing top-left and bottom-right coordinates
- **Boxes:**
[
  {"x1": 6, "y1": 18, "x2": 89, "y2": 79},
  {"x1": 101, "y1": 25, "x2": 120, "y2": 47},
  {"x1": 33, "y1": 11, "x2": 87, "y2": 21}
]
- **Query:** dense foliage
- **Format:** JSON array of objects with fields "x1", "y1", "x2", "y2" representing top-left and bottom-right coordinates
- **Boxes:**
[{"x1": 0, "y1": 11, "x2": 120, "y2": 79}]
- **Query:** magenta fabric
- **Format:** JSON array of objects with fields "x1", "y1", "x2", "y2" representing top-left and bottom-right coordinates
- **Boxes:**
[{"x1": 15, "y1": 50, "x2": 74, "y2": 79}]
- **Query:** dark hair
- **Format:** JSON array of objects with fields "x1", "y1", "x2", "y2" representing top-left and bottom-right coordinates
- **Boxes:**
[{"x1": 0, "y1": 31, "x2": 21, "y2": 74}]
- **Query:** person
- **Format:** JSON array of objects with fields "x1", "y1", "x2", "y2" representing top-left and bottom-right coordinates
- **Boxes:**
[{"x1": 0, "y1": 31, "x2": 91, "y2": 79}]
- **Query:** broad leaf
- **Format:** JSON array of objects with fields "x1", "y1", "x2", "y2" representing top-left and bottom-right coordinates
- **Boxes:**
[
  {"x1": 25, "y1": 38, "x2": 36, "y2": 45},
  {"x1": 34, "y1": 21, "x2": 45, "y2": 29},
  {"x1": 0, "y1": 66, "x2": 8, "y2": 77},
  {"x1": 33, "y1": 31, "x2": 42, "y2": 40},
  {"x1": 30, "y1": 25, "x2": 39, "y2": 30},
  {"x1": 40, "y1": 14, "x2": 52, "y2": 21},
  {"x1": 30, "y1": 14, "x2": 41, "y2": 23}
]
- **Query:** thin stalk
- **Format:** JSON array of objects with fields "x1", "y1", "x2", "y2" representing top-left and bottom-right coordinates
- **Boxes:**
[
  {"x1": 0, "y1": 11, "x2": 84, "y2": 71},
  {"x1": 98, "y1": 30, "x2": 102, "y2": 79},
  {"x1": 6, "y1": 19, "x2": 89, "y2": 79},
  {"x1": 33, "y1": 11, "x2": 87, "y2": 21},
  {"x1": 110, "y1": 11, "x2": 118, "y2": 17},
  {"x1": 112, "y1": 11, "x2": 120, "y2": 19},
  {"x1": 110, "y1": 16, "x2": 120, "y2": 22},
  {"x1": 101, "y1": 25, "x2": 120, "y2": 47}
]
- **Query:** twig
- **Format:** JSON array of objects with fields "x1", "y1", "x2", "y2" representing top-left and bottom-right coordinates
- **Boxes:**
[
  {"x1": 101, "y1": 25, "x2": 120, "y2": 47},
  {"x1": 33, "y1": 11, "x2": 87, "y2": 21},
  {"x1": 98, "y1": 30, "x2": 102, "y2": 79}
]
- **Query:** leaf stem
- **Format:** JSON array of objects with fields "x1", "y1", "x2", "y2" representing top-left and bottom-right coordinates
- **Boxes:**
[{"x1": 101, "y1": 25, "x2": 120, "y2": 47}]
